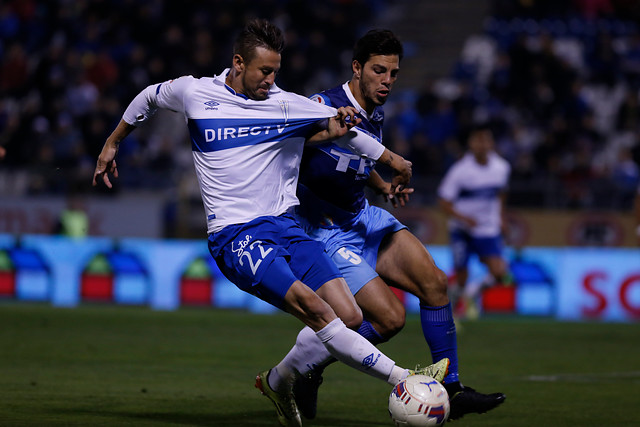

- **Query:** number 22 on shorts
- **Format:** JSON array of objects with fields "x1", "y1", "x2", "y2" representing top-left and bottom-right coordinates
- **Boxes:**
[{"x1": 239, "y1": 240, "x2": 273, "y2": 275}]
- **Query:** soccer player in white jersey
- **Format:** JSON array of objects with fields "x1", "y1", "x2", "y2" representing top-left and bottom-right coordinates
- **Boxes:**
[
  {"x1": 267, "y1": 30, "x2": 505, "y2": 422},
  {"x1": 438, "y1": 123, "x2": 512, "y2": 318},
  {"x1": 92, "y1": 19, "x2": 448, "y2": 427}
]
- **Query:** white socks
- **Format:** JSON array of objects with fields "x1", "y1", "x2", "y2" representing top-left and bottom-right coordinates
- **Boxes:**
[
  {"x1": 270, "y1": 318, "x2": 405, "y2": 391},
  {"x1": 269, "y1": 326, "x2": 329, "y2": 391},
  {"x1": 315, "y1": 318, "x2": 396, "y2": 382},
  {"x1": 276, "y1": 326, "x2": 330, "y2": 376}
]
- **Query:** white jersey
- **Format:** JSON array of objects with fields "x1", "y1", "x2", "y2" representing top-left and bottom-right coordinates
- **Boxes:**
[
  {"x1": 437, "y1": 152, "x2": 510, "y2": 237},
  {"x1": 122, "y1": 70, "x2": 384, "y2": 234}
]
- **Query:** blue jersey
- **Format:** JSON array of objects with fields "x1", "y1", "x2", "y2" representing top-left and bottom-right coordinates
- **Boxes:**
[{"x1": 299, "y1": 82, "x2": 384, "y2": 225}]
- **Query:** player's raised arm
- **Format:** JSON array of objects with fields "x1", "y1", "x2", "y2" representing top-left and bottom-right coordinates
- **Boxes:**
[
  {"x1": 92, "y1": 76, "x2": 192, "y2": 189},
  {"x1": 376, "y1": 148, "x2": 412, "y2": 192},
  {"x1": 308, "y1": 113, "x2": 413, "y2": 190},
  {"x1": 92, "y1": 120, "x2": 136, "y2": 188}
]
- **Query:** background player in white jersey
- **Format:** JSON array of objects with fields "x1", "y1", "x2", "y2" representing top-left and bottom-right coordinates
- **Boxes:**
[
  {"x1": 92, "y1": 19, "x2": 447, "y2": 427},
  {"x1": 265, "y1": 30, "x2": 505, "y2": 421},
  {"x1": 438, "y1": 123, "x2": 512, "y2": 318}
]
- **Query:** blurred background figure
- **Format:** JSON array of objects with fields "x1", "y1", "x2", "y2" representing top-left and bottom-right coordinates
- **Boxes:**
[
  {"x1": 437, "y1": 123, "x2": 512, "y2": 319},
  {"x1": 53, "y1": 193, "x2": 89, "y2": 238}
]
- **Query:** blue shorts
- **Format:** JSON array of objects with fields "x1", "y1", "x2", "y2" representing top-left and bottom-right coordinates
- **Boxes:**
[
  {"x1": 450, "y1": 229, "x2": 503, "y2": 270},
  {"x1": 208, "y1": 212, "x2": 342, "y2": 310},
  {"x1": 303, "y1": 202, "x2": 406, "y2": 295}
]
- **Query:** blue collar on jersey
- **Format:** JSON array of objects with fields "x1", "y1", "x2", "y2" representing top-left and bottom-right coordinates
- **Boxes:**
[
  {"x1": 221, "y1": 70, "x2": 249, "y2": 99},
  {"x1": 224, "y1": 83, "x2": 249, "y2": 100}
]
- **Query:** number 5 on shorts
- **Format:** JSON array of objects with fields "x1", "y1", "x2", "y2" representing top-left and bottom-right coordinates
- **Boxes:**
[{"x1": 337, "y1": 247, "x2": 362, "y2": 265}]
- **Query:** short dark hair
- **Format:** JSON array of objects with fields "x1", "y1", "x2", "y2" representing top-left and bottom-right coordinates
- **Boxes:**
[
  {"x1": 469, "y1": 121, "x2": 493, "y2": 135},
  {"x1": 233, "y1": 19, "x2": 285, "y2": 64},
  {"x1": 352, "y1": 29, "x2": 403, "y2": 65},
  {"x1": 461, "y1": 121, "x2": 493, "y2": 147}
]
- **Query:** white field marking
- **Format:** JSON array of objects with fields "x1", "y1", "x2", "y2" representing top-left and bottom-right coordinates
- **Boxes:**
[{"x1": 522, "y1": 371, "x2": 640, "y2": 383}]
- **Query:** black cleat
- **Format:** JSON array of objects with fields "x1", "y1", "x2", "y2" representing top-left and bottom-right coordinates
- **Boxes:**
[
  {"x1": 292, "y1": 369, "x2": 324, "y2": 419},
  {"x1": 446, "y1": 384, "x2": 506, "y2": 420}
]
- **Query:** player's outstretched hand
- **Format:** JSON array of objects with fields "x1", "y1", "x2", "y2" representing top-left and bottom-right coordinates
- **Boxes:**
[
  {"x1": 368, "y1": 169, "x2": 414, "y2": 208},
  {"x1": 92, "y1": 142, "x2": 119, "y2": 189},
  {"x1": 389, "y1": 158, "x2": 412, "y2": 194},
  {"x1": 306, "y1": 106, "x2": 362, "y2": 144},
  {"x1": 328, "y1": 106, "x2": 362, "y2": 139},
  {"x1": 92, "y1": 120, "x2": 136, "y2": 189},
  {"x1": 384, "y1": 185, "x2": 414, "y2": 208}
]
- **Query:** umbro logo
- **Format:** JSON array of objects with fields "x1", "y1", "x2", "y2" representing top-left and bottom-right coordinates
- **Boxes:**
[
  {"x1": 204, "y1": 100, "x2": 220, "y2": 110},
  {"x1": 362, "y1": 352, "x2": 380, "y2": 369}
]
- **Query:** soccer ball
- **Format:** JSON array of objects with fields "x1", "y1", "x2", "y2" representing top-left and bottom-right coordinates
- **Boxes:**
[{"x1": 388, "y1": 375, "x2": 450, "y2": 426}]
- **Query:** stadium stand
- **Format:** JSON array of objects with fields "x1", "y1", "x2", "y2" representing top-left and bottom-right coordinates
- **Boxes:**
[{"x1": 1, "y1": 0, "x2": 639, "y2": 238}]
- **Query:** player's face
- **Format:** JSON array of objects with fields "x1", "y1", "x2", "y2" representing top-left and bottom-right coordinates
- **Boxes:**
[
  {"x1": 240, "y1": 47, "x2": 281, "y2": 100},
  {"x1": 469, "y1": 130, "x2": 494, "y2": 164},
  {"x1": 355, "y1": 54, "x2": 400, "y2": 109}
]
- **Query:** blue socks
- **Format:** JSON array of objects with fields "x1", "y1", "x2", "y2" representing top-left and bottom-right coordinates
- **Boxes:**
[
  {"x1": 358, "y1": 310, "x2": 459, "y2": 384},
  {"x1": 419, "y1": 302, "x2": 459, "y2": 383},
  {"x1": 357, "y1": 319, "x2": 387, "y2": 345}
]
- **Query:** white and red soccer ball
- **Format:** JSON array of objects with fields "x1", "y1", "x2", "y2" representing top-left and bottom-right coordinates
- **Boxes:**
[{"x1": 388, "y1": 375, "x2": 450, "y2": 426}]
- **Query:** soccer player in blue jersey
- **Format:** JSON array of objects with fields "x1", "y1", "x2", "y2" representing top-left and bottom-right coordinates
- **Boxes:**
[
  {"x1": 438, "y1": 123, "x2": 512, "y2": 319},
  {"x1": 92, "y1": 19, "x2": 449, "y2": 427},
  {"x1": 265, "y1": 29, "x2": 505, "y2": 421}
]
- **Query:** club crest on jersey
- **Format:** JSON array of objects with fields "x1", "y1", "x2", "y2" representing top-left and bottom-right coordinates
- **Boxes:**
[
  {"x1": 310, "y1": 94, "x2": 325, "y2": 104},
  {"x1": 204, "y1": 100, "x2": 220, "y2": 110},
  {"x1": 278, "y1": 100, "x2": 290, "y2": 123}
]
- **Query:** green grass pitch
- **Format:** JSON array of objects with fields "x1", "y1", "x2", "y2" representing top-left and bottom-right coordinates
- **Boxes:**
[{"x1": 0, "y1": 304, "x2": 638, "y2": 426}]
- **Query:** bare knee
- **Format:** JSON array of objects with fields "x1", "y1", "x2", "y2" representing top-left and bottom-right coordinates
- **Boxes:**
[
  {"x1": 301, "y1": 297, "x2": 362, "y2": 332},
  {"x1": 380, "y1": 306, "x2": 406, "y2": 337},
  {"x1": 339, "y1": 306, "x2": 363, "y2": 330},
  {"x1": 417, "y1": 268, "x2": 450, "y2": 306},
  {"x1": 315, "y1": 277, "x2": 363, "y2": 330},
  {"x1": 284, "y1": 282, "x2": 339, "y2": 331},
  {"x1": 434, "y1": 269, "x2": 449, "y2": 295},
  {"x1": 301, "y1": 294, "x2": 337, "y2": 328}
]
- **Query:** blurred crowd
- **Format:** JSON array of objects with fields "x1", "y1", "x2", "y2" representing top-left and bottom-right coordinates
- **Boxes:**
[
  {"x1": 1, "y1": 0, "x2": 639, "y2": 211},
  {"x1": 0, "y1": 0, "x2": 378, "y2": 195},
  {"x1": 384, "y1": 0, "x2": 640, "y2": 209}
]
